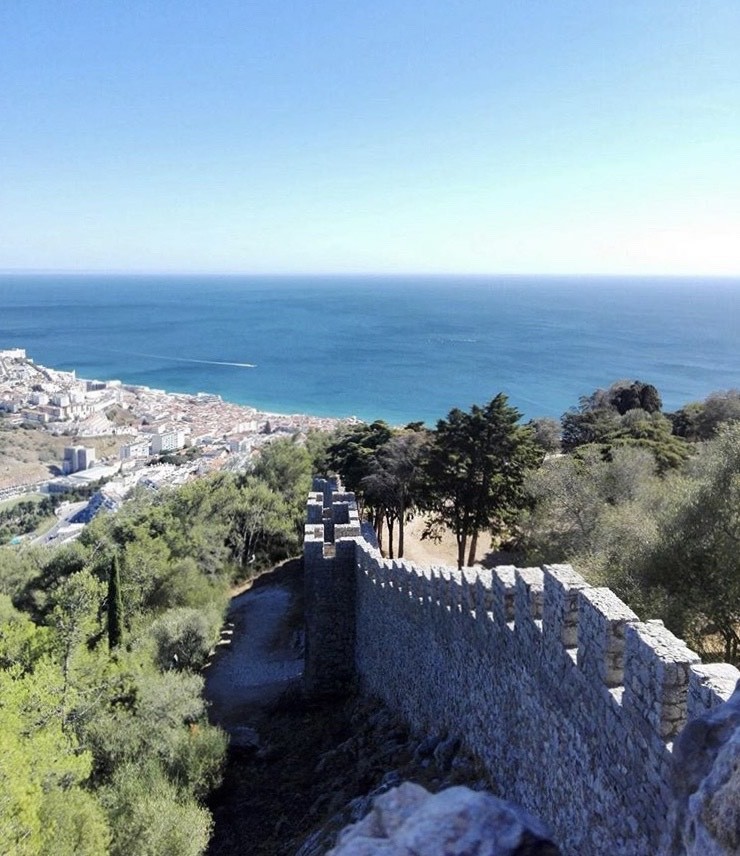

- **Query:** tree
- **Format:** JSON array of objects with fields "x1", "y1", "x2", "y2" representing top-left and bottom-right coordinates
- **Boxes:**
[
  {"x1": 669, "y1": 389, "x2": 740, "y2": 441},
  {"x1": 522, "y1": 445, "x2": 661, "y2": 570},
  {"x1": 610, "y1": 410, "x2": 690, "y2": 472},
  {"x1": 0, "y1": 660, "x2": 103, "y2": 855},
  {"x1": 422, "y1": 395, "x2": 539, "y2": 568},
  {"x1": 150, "y1": 608, "x2": 214, "y2": 671},
  {"x1": 324, "y1": 420, "x2": 393, "y2": 496},
  {"x1": 528, "y1": 417, "x2": 562, "y2": 455},
  {"x1": 610, "y1": 380, "x2": 662, "y2": 415},
  {"x1": 578, "y1": 379, "x2": 662, "y2": 416},
  {"x1": 561, "y1": 407, "x2": 621, "y2": 451},
  {"x1": 252, "y1": 436, "x2": 313, "y2": 534},
  {"x1": 361, "y1": 430, "x2": 427, "y2": 558},
  {"x1": 638, "y1": 424, "x2": 740, "y2": 661},
  {"x1": 225, "y1": 478, "x2": 294, "y2": 571},
  {"x1": 107, "y1": 553, "x2": 124, "y2": 651},
  {"x1": 561, "y1": 381, "x2": 688, "y2": 470},
  {"x1": 101, "y1": 761, "x2": 213, "y2": 856},
  {"x1": 252, "y1": 436, "x2": 312, "y2": 499},
  {"x1": 48, "y1": 569, "x2": 105, "y2": 720}
]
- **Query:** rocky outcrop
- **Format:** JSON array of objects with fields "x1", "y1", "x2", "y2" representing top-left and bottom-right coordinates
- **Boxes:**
[
  {"x1": 663, "y1": 679, "x2": 740, "y2": 855},
  {"x1": 293, "y1": 704, "x2": 485, "y2": 856},
  {"x1": 328, "y1": 783, "x2": 561, "y2": 856}
]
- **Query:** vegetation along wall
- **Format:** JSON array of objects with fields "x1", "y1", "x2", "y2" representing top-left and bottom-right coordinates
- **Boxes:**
[{"x1": 303, "y1": 479, "x2": 740, "y2": 856}]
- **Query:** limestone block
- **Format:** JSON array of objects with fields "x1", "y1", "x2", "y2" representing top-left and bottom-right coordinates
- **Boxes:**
[
  {"x1": 447, "y1": 568, "x2": 464, "y2": 609},
  {"x1": 336, "y1": 522, "x2": 362, "y2": 539},
  {"x1": 491, "y1": 566, "x2": 517, "y2": 625},
  {"x1": 329, "y1": 783, "x2": 561, "y2": 855},
  {"x1": 687, "y1": 663, "x2": 740, "y2": 719},
  {"x1": 475, "y1": 568, "x2": 494, "y2": 612},
  {"x1": 361, "y1": 520, "x2": 380, "y2": 548},
  {"x1": 461, "y1": 567, "x2": 477, "y2": 612},
  {"x1": 578, "y1": 587, "x2": 639, "y2": 688},
  {"x1": 515, "y1": 567, "x2": 545, "y2": 622},
  {"x1": 304, "y1": 523, "x2": 324, "y2": 545},
  {"x1": 432, "y1": 567, "x2": 453, "y2": 607},
  {"x1": 624, "y1": 621, "x2": 700, "y2": 739},
  {"x1": 542, "y1": 564, "x2": 589, "y2": 650},
  {"x1": 407, "y1": 567, "x2": 425, "y2": 602},
  {"x1": 306, "y1": 494, "x2": 324, "y2": 524}
]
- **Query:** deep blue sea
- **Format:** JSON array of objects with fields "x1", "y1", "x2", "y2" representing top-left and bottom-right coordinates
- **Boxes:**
[{"x1": 0, "y1": 274, "x2": 738, "y2": 425}]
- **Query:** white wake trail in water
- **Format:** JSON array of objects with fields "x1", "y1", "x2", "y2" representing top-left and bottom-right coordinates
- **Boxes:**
[{"x1": 99, "y1": 348, "x2": 256, "y2": 368}]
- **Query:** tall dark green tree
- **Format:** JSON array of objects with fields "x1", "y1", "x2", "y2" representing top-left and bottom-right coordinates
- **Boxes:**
[
  {"x1": 107, "y1": 553, "x2": 124, "y2": 651},
  {"x1": 361, "y1": 430, "x2": 428, "y2": 558},
  {"x1": 324, "y1": 421, "x2": 394, "y2": 496},
  {"x1": 422, "y1": 394, "x2": 539, "y2": 569}
]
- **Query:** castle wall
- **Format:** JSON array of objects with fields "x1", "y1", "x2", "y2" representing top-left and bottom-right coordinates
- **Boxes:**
[
  {"x1": 304, "y1": 487, "x2": 740, "y2": 855},
  {"x1": 303, "y1": 481, "x2": 362, "y2": 696}
]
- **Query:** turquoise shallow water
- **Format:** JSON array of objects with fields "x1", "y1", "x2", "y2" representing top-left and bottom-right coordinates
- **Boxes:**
[{"x1": 0, "y1": 274, "x2": 738, "y2": 425}]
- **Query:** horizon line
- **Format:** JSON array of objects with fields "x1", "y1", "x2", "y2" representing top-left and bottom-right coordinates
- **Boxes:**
[{"x1": 1, "y1": 269, "x2": 739, "y2": 279}]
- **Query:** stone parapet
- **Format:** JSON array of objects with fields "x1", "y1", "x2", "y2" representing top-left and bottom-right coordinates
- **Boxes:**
[
  {"x1": 624, "y1": 620, "x2": 701, "y2": 739},
  {"x1": 578, "y1": 586, "x2": 639, "y2": 689},
  {"x1": 303, "y1": 485, "x2": 740, "y2": 855},
  {"x1": 688, "y1": 663, "x2": 740, "y2": 718}
]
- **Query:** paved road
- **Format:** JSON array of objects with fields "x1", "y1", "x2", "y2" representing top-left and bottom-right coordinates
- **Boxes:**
[{"x1": 31, "y1": 500, "x2": 88, "y2": 546}]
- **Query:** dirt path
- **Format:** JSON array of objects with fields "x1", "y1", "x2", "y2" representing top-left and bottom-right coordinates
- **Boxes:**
[
  {"x1": 204, "y1": 561, "x2": 304, "y2": 745},
  {"x1": 204, "y1": 557, "x2": 483, "y2": 856}
]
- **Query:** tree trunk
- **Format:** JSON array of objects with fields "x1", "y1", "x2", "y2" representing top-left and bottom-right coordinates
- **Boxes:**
[
  {"x1": 387, "y1": 519, "x2": 394, "y2": 559},
  {"x1": 375, "y1": 511, "x2": 384, "y2": 553},
  {"x1": 466, "y1": 530, "x2": 479, "y2": 566},
  {"x1": 398, "y1": 511, "x2": 405, "y2": 558},
  {"x1": 456, "y1": 534, "x2": 467, "y2": 570}
]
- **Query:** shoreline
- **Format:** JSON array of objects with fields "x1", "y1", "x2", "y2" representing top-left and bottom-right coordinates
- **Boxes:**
[
  {"x1": 0, "y1": 348, "x2": 357, "y2": 493},
  {"x1": 3, "y1": 275, "x2": 740, "y2": 426}
]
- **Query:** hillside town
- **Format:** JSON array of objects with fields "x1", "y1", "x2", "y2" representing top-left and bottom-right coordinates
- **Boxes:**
[{"x1": 0, "y1": 348, "x2": 353, "y2": 538}]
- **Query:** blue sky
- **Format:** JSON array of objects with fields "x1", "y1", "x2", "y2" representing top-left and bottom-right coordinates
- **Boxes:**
[{"x1": 1, "y1": 1, "x2": 738, "y2": 275}]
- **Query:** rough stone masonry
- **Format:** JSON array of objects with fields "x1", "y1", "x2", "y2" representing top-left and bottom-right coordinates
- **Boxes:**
[{"x1": 303, "y1": 479, "x2": 740, "y2": 856}]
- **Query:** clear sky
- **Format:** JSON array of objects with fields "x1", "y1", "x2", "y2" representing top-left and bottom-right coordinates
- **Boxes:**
[{"x1": 1, "y1": 1, "x2": 738, "y2": 275}]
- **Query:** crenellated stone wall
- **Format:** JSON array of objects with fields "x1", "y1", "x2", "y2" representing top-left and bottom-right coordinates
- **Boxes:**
[
  {"x1": 303, "y1": 482, "x2": 740, "y2": 855},
  {"x1": 303, "y1": 480, "x2": 362, "y2": 696}
]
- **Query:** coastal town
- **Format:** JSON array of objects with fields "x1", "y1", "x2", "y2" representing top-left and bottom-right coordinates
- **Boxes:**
[{"x1": 0, "y1": 348, "x2": 354, "y2": 541}]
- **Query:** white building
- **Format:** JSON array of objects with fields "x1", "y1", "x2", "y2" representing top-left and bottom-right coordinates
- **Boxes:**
[
  {"x1": 150, "y1": 430, "x2": 186, "y2": 455},
  {"x1": 63, "y1": 445, "x2": 97, "y2": 474},
  {"x1": 120, "y1": 439, "x2": 151, "y2": 460}
]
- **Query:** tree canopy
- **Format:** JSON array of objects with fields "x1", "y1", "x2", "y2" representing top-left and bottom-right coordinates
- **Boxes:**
[{"x1": 422, "y1": 394, "x2": 539, "y2": 568}]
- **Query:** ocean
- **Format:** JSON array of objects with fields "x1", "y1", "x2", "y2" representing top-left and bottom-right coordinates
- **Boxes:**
[{"x1": 1, "y1": 274, "x2": 738, "y2": 425}]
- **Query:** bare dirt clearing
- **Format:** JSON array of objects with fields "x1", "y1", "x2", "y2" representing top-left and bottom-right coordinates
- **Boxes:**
[
  {"x1": 0, "y1": 423, "x2": 124, "y2": 488},
  {"x1": 398, "y1": 514, "x2": 520, "y2": 569}
]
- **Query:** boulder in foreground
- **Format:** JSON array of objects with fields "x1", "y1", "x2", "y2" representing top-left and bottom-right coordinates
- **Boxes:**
[{"x1": 328, "y1": 782, "x2": 561, "y2": 856}]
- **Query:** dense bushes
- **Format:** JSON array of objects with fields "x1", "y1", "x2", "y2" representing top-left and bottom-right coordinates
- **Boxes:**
[
  {"x1": 521, "y1": 418, "x2": 740, "y2": 663},
  {"x1": 0, "y1": 448, "x2": 315, "y2": 855}
]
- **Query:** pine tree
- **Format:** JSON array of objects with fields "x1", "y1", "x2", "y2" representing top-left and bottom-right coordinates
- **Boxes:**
[{"x1": 107, "y1": 553, "x2": 124, "y2": 651}]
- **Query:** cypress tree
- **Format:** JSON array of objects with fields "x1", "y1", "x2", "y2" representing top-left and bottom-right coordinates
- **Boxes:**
[{"x1": 107, "y1": 552, "x2": 124, "y2": 651}]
